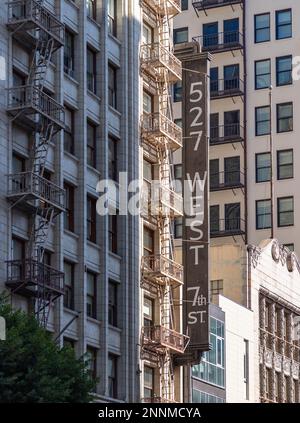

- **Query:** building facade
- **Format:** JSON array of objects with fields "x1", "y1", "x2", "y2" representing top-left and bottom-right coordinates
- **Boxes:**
[{"x1": 0, "y1": 0, "x2": 142, "y2": 402}]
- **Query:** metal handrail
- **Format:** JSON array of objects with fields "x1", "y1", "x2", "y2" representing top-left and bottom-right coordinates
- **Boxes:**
[
  {"x1": 7, "y1": 171, "x2": 65, "y2": 209},
  {"x1": 210, "y1": 170, "x2": 245, "y2": 189},
  {"x1": 210, "y1": 78, "x2": 244, "y2": 95},
  {"x1": 192, "y1": 0, "x2": 243, "y2": 8},
  {"x1": 193, "y1": 31, "x2": 243, "y2": 49},
  {"x1": 141, "y1": 112, "x2": 182, "y2": 146},
  {"x1": 142, "y1": 254, "x2": 183, "y2": 283},
  {"x1": 142, "y1": 325, "x2": 189, "y2": 353},
  {"x1": 210, "y1": 124, "x2": 243, "y2": 143},
  {"x1": 210, "y1": 218, "x2": 246, "y2": 234},
  {"x1": 140, "y1": 42, "x2": 181, "y2": 78}
]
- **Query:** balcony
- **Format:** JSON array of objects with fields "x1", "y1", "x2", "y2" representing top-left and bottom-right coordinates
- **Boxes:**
[
  {"x1": 142, "y1": 0, "x2": 181, "y2": 18},
  {"x1": 210, "y1": 171, "x2": 245, "y2": 191},
  {"x1": 193, "y1": 31, "x2": 243, "y2": 53},
  {"x1": 210, "y1": 124, "x2": 244, "y2": 145},
  {"x1": 141, "y1": 113, "x2": 182, "y2": 152},
  {"x1": 192, "y1": 0, "x2": 243, "y2": 11},
  {"x1": 7, "y1": 0, "x2": 64, "y2": 50},
  {"x1": 141, "y1": 325, "x2": 189, "y2": 354},
  {"x1": 210, "y1": 218, "x2": 245, "y2": 237},
  {"x1": 140, "y1": 43, "x2": 182, "y2": 83},
  {"x1": 210, "y1": 78, "x2": 244, "y2": 100},
  {"x1": 7, "y1": 85, "x2": 65, "y2": 131},
  {"x1": 7, "y1": 172, "x2": 65, "y2": 214},
  {"x1": 6, "y1": 259, "x2": 64, "y2": 297},
  {"x1": 141, "y1": 254, "x2": 183, "y2": 286},
  {"x1": 142, "y1": 183, "x2": 183, "y2": 219}
]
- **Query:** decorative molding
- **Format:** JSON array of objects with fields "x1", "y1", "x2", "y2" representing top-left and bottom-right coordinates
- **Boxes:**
[
  {"x1": 247, "y1": 244, "x2": 262, "y2": 268},
  {"x1": 271, "y1": 240, "x2": 280, "y2": 263}
]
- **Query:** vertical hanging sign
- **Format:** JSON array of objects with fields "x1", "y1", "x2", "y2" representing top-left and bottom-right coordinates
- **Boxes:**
[{"x1": 182, "y1": 48, "x2": 211, "y2": 354}]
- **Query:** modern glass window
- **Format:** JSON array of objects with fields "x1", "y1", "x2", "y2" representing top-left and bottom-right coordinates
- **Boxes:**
[
  {"x1": 223, "y1": 18, "x2": 239, "y2": 44},
  {"x1": 108, "y1": 354, "x2": 118, "y2": 398},
  {"x1": 64, "y1": 182, "x2": 75, "y2": 232},
  {"x1": 64, "y1": 261, "x2": 74, "y2": 310},
  {"x1": 277, "y1": 150, "x2": 293, "y2": 180},
  {"x1": 174, "y1": 27, "x2": 188, "y2": 44},
  {"x1": 256, "y1": 152, "x2": 271, "y2": 182},
  {"x1": 108, "y1": 135, "x2": 118, "y2": 182},
  {"x1": 181, "y1": 0, "x2": 188, "y2": 11},
  {"x1": 255, "y1": 59, "x2": 271, "y2": 90},
  {"x1": 87, "y1": 47, "x2": 97, "y2": 93},
  {"x1": 86, "y1": 347, "x2": 97, "y2": 380},
  {"x1": 254, "y1": 13, "x2": 270, "y2": 43},
  {"x1": 255, "y1": 106, "x2": 270, "y2": 136},
  {"x1": 108, "y1": 0, "x2": 117, "y2": 37},
  {"x1": 87, "y1": 121, "x2": 97, "y2": 168},
  {"x1": 224, "y1": 64, "x2": 239, "y2": 91},
  {"x1": 64, "y1": 29, "x2": 75, "y2": 77},
  {"x1": 86, "y1": 0, "x2": 96, "y2": 20},
  {"x1": 277, "y1": 102, "x2": 293, "y2": 133},
  {"x1": 278, "y1": 197, "x2": 294, "y2": 227},
  {"x1": 225, "y1": 203, "x2": 241, "y2": 231},
  {"x1": 64, "y1": 106, "x2": 75, "y2": 154},
  {"x1": 108, "y1": 64, "x2": 117, "y2": 109},
  {"x1": 192, "y1": 389, "x2": 225, "y2": 404},
  {"x1": 86, "y1": 271, "x2": 97, "y2": 319},
  {"x1": 210, "y1": 280, "x2": 223, "y2": 302},
  {"x1": 109, "y1": 215, "x2": 118, "y2": 254},
  {"x1": 108, "y1": 280, "x2": 118, "y2": 327},
  {"x1": 143, "y1": 297, "x2": 154, "y2": 326},
  {"x1": 87, "y1": 195, "x2": 97, "y2": 243},
  {"x1": 173, "y1": 81, "x2": 182, "y2": 102},
  {"x1": 276, "y1": 9, "x2": 292, "y2": 40},
  {"x1": 256, "y1": 199, "x2": 271, "y2": 229},
  {"x1": 144, "y1": 366, "x2": 154, "y2": 399},
  {"x1": 203, "y1": 22, "x2": 218, "y2": 48},
  {"x1": 276, "y1": 56, "x2": 292, "y2": 86},
  {"x1": 210, "y1": 205, "x2": 220, "y2": 234},
  {"x1": 192, "y1": 317, "x2": 225, "y2": 388}
]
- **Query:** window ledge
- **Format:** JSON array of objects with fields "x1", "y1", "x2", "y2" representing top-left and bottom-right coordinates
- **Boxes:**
[
  {"x1": 87, "y1": 164, "x2": 101, "y2": 177},
  {"x1": 108, "y1": 105, "x2": 121, "y2": 117},
  {"x1": 64, "y1": 229, "x2": 79, "y2": 240},
  {"x1": 108, "y1": 33, "x2": 121, "y2": 45},
  {"x1": 87, "y1": 240, "x2": 101, "y2": 250},
  {"x1": 108, "y1": 325, "x2": 121, "y2": 333},
  {"x1": 64, "y1": 150, "x2": 79, "y2": 162},
  {"x1": 109, "y1": 251, "x2": 122, "y2": 261},
  {"x1": 64, "y1": 72, "x2": 79, "y2": 85},
  {"x1": 87, "y1": 90, "x2": 101, "y2": 102},
  {"x1": 87, "y1": 316, "x2": 101, "y2": 325}
]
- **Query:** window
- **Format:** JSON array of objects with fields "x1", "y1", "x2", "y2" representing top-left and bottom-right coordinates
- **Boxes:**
[
  {"x1": 12, "y1": 237, "x2": 25, "y2": 279},
  {"x1": 109, "y1": 214, "x2": 118, "y2": 254},
  {"x1": 64, "y1": 261, "x2": 74, "y2": 310},
  {"x1": 254, "y1": 13, "x2": 270, "y2": 43},
  {"x1": 224, "y1": 110, "x2": 240, "y2": 138},
  {"x1": 108, "y1": 354, "x2": 118, "y2": 399},
  {"x1": 277, "y1": 150, "x2": 293, "y2": 180},
  {"x1": 64, "y1": 182, "x2": 75, "y2": 232},
  {"x1": 256, "y1": 199, "x2": 271, "y2": 229},
  {"x1": 174, "y1": 217, "x2": 183, "y2": 239},
  {"x1": 277, "y1": 102, "x2": 293, "y2": 133},
  {"x1": 223, "y1": 18, "x2": 239, "y2": 45},
  {"x1": 276, "y1": 56, "x2": 292, "y2": 86},
  {"x1": 108, "y1": 135, "x2": 118, "y2": 181},
  {"x1": 224, "y1": 64, "x2": 240, "y2": 91},
  {"x1": 210, "y1": 280, "x2": 223, "y2": 302},
  {"x1": 284, "y1": 244, "x2": 294, "y2": 252},
  {"x1": 87, "y1": 121, "x2": 97, "y2": 168},
  {"x1": 192, "y1": 389, "x2": 225, "y2": 404},
  {"x1": 192, "y1": 317, "x2": 225, "y2": 388},
  {"x1": 86, "y1": 0, "x2": 96, "y2": 20},
  {"x1": 144, "y1": 366, "x2": 154, "y2": 399},
  {"x1": 210, "y1": 159, "x2": 219, "y2": 189},
  {"x1": 256, "y1": 152, "x2": 271, "y2": 182},
  {"x1": 255, "y1": 106, "x2": 270, "y2": 136},
  {"x1": 225, "y1": 203, "x2": 241, "y2": 231},
  {"x1": 174, "y1": 27, "x2": 188, "y2": 44},
  {"x1": 87, "y1": 47, "x2": 96, "y2": 93},
  {"x1": 278, "y1": 197, "x2": 294, "y2": 227},
  {"x1": 181, "y1": 0, "x2": 188, "y2": 11},
  {"x1": 12, "y1": 154, "x2": 26, "y2": 192},
  {"x1": 224, "y1": 156, "x2": 240, "y2": 186},
  {"x1": 108, "y1": 64, "x2": 117, "y2": 109},
  {"x1": 86, "y1": 271, "x2": 97, "y2": 319},
  {"x1": 143, "y1": 227, "x2": 154, "y2": 257},
  {"x1": 108, "y1": 280, "x2": 118, "y2": 327},
  {"x1": 255, "y1": 59, "x2": 271, "y2": 90},
  {"x1": 210, "y1": 205, "x2": 220, "y2": 234},
  {"x1": 276, "y1": 9, "x2": 292, "y2": 40},
  {"x1": 143, "y1": 91, "x2": 153, "y2": 114},
  {"x1": 210, "y1": 113, "x2": 219, "y2": 141},
  {"x1": 210, "y1": 67, "x2": 219, "y2": 94},
  {"x1": 64, "y1": 338, "x2": 75, "y2": 350},
  {"x1": 203, "y1": 22, "x2": 218, "y2": 48},
  {"x1": 108, "y1": 0, "x2": 117, "y2": 37},
  {"x1": 12, "y1": 70, "x2": 25, "y2": 104},
  {"x1": 243, "y1": 340, "x2": 249, "y2": 400},
  {"x1": 64, "y1": 106, "x2": 75, "y2": 154},
  {"x1": 87, "y1": 196, "x2": 97, "y2": 243},
  {"x1": 174, "y1": 118, "x2": 182, "y2": 128},
  {"x1": 64, "y1": 29, "x2": 75, "y2": 77},
  {"x1": 86, "y1": 347, "x2": 97, "y2": 380},
  {"x1": 142, "y1": 23, "x2": 153, "y2": 45},
  {"x1": 143, "y1": 297, "x2": 154, "y2": 326},
  {"x1": 173, "y1": 81, "x2": 182, "y2": 102}
]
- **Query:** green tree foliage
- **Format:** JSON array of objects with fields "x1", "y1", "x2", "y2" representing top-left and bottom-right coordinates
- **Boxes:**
[{"x1": 0, "y1": 298, "x2": 96, "y2": 403}]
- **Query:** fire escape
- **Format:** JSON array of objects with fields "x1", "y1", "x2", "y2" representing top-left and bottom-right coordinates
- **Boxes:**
[
  {"x1": 140, "y1": 0, "x2": 189, "y2": 403},
  {"x1": 5, "y1": 0, "x2": 65, "y2": 328}
]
